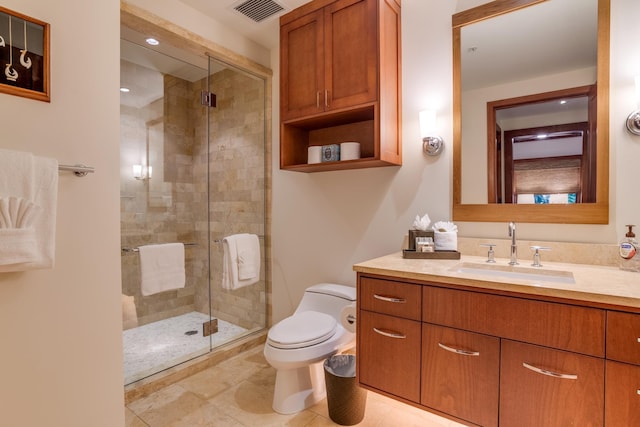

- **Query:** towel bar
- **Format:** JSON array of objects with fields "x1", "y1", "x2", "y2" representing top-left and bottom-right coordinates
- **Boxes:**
[
  {"x1": 58, "y1": 164, "x2": 95, "y2": 177},
  {"x1": 213, "y1": 235, "x2": 264, "y2": 243},
  {"x1": 121, "y1": 243, "x2": 197, "y2": 253}
]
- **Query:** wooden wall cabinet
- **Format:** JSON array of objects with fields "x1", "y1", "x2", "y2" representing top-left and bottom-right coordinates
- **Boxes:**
[
  {"x1": 279, "y1": 0, "x2": 401, "y2": 172},
  {"x1": 357, "y1": 274, "x2": 617, "y2": 426}
]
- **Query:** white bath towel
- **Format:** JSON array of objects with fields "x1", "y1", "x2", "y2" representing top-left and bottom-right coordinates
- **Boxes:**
[
  {"x1": 139, "y1": 243, "x2": 185, "y2": 296},
  {"x1": 0, "y1": 149, "x2": 58, "y2": 272},
  {"x1": 222, "y1": 233, "x2": 260, "y2": 290}
]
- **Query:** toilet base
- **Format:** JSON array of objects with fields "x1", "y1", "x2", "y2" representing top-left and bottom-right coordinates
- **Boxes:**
[{"x1": 272, "y1": 361, "x2": 326, "y2": 414}]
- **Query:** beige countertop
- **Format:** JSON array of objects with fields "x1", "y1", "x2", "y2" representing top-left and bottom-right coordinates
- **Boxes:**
[{"x1": 353, "y1": 252, "x2": 640, "y2": 310}]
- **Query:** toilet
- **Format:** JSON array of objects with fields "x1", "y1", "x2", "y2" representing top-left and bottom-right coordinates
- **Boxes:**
[{"x1": 263, "y1": 283, "x2": 357, "y2": 414}]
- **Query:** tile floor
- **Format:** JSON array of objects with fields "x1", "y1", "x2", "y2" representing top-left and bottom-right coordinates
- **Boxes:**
[{"x1": 125, "y1": 344, "x2": 466, "y2": 427}]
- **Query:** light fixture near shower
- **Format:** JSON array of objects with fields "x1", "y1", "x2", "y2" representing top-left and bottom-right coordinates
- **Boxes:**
[{"x1": 133, "y1": 164, "x2": 152, "y2": 180}]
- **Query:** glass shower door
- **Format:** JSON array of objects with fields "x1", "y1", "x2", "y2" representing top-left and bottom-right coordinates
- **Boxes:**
[{"x1": 119, "y1": 30, "x2": 268, "y2": 386}]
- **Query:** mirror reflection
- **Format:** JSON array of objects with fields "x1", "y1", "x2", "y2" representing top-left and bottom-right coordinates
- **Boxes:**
[
  {"x1": 452, "y1": 0, "x2": 609, "y2": 224},
  {"x1": 459, "y1": 0, "x2": 598, "y2": 205},
  {"x1": 489, "y1": 85, "x2": 597, "y2": 204}
]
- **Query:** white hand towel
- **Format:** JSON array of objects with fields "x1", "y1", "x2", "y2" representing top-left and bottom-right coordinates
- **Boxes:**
[
  {"x1": 237, "y1": 233, "x2": 260, "y2": 280},
  {"x1": 0, "y1": 149, "x2": 58, "y2": 272},
  {"x1": 139, "y1": 243, "x2": 185, "y2": 296},
  {"x1": 222, "y1": 233, "x2": 260, "y2": 290}
]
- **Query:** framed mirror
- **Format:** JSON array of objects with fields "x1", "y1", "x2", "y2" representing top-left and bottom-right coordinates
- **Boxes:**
[{"x1": 452, "y1": 0, "x2": 609, "y2": 224}]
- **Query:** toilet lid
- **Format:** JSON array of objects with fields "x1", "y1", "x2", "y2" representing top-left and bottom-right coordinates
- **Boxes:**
[{"x1": 267, "y1": 311, "x2": 337, "y2": 349}]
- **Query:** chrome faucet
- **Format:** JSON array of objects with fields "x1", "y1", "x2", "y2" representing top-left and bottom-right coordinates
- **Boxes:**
[{"x1": 508, "y1": 221, "x2": 518, "y2": 265}]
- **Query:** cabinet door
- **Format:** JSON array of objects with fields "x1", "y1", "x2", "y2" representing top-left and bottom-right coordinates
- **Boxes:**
[
  {"x1": 605, "y1": 361, "x2": 640, "y2": 426},
  {"x1": 421, "y1": 324, "x2": 499, "y2": 427},
  {"x1": 280, "y1": 9, "x2": 324, "y2": 121},
  {"x1": 606, "y1": 310, "x2": 640, "y2": 365},
  {"x1": 358, "y1": 310, "x2": 421, "y2": 403},
  {"x1": 500, "y1": 340, "x2": 604, "y2": 427},
  {"x1": 324, "y1": 0, "x2": 377, "y2": 111}
]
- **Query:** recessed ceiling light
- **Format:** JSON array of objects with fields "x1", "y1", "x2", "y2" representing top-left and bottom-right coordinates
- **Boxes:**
[
  {"x1": 145, "y1": 38, "x2": 159, "y2": 46},
  {"x1": 120, "y1": 87, "x2": 130, "y2": 93},
  {"x1": 537, "y1": 134, "x2": 548, "y2": 139},
  {"x1": 560, "y1": 100, "x2": 567, "y2": 104}
]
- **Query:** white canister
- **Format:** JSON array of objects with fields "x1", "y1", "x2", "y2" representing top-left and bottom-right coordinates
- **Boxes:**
[
  {"x1": 308, "y1": 146, "x2": 322, "y2": 164},
  {"x1": 340, "y1": 142, "x2": 361, "y2": 161}
]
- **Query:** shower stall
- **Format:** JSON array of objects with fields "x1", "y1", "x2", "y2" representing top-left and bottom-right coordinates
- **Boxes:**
[{"x1": 119, "y1": 27, "x2": 268, "y2": 385}]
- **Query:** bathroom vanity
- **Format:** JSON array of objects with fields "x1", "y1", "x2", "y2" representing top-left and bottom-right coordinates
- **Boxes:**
[{"x1": 354, "y1": 253, "x2": 640, "y2": 426}]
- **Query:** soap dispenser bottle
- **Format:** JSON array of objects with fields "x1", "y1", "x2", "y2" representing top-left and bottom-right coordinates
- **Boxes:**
[{"x1": 620, "y1": 225, "x2": 640, "y2": 272}]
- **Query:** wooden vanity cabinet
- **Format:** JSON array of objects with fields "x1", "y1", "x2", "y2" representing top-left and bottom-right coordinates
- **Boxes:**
[
  {"x1": 357, "y1": 273, "x2": 609, "y2": 426},
  {"x1": 279, "y1": 0, "x2": 402, "y2": 172}
]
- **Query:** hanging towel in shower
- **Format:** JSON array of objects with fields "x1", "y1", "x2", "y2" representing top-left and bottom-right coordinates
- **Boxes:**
[
  {"x1": 0, "y1": 149, "x2": 58, "y2": 272},
  {"x1": 139, "y1": 243, "x2": 185, "y2": 296},
  {"x1": 222, "y1": 233, "x2": 260, "y2": 290}
]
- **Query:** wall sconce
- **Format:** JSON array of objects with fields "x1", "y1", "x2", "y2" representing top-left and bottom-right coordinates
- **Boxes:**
[
  {"x1": 419, "y1": 109, "x2": 444, "y2": 156},
  {"x1": 626, "y1": 76, "x2": 640, "y2": 135},
  {"x1": 133, "y1": 164, "x2": 152, "y2": 180}
]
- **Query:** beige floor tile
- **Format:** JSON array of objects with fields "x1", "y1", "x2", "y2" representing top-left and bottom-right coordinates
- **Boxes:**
[
  {"x1": 126, "y1": 343, "x2": 466, "y2": 427},
  {"x1": 124, "y1": 407, "x2": 148, "y2": 427},
  {"x1": 127, "y1": 384, "x2": 209, "y2": 427},
  {"x1": 165, "y1": 401, "x2": 245, "y2": 427}
]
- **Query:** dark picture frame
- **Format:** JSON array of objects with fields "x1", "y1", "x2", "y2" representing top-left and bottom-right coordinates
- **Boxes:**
[{"x1": 0, "y1": 6, "x2": 50, "y2": 102}]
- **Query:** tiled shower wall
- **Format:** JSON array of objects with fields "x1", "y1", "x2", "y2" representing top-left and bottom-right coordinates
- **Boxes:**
[{"x1": 120, "y1": 60, "x2": 265, "y2": 331}]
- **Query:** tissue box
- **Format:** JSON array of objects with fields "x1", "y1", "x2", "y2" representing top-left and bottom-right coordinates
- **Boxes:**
[{"x1": 321, "y1": 144, "x2": 340, "y2": 162}]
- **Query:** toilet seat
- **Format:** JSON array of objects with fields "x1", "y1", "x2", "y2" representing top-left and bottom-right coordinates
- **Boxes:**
[{"x1": 267, "y1": 311, "x2": 337, "y2": 349}]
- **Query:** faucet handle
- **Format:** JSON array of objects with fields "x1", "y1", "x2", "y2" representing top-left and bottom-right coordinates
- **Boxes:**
[
  {"x1": 530, "y1": 246, "x2": 550, "y2": 267},
  {"x1": 480, "y1": 243, "x2": 496, "y2": 263}
]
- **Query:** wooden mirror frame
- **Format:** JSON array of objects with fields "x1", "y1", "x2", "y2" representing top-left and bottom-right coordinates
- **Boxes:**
[{"x1": 452, "y1": 0, "x2": 609, "y2": 224}]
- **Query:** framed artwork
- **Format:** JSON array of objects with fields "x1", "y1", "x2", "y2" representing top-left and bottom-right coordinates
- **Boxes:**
[{"x1": 0, "y1": 7, "x2": 50, "y2": 102}]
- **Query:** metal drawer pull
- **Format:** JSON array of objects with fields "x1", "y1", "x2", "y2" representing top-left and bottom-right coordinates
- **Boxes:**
[
  {"x1": 373, "y1": 327, "x2": 406, "y2": 339},
  {"x1": 373, "y1": 294, "x2": 406, "y2": 303},
  {"x1": 438, "y1": 342, "x2": 480, "y2": 357},
  {"x1": 522, "y1": 362, "x2": 578, "y2": 380},
  {"x1": 316, "y1": 91, "x2": 320, "y2": 109}
]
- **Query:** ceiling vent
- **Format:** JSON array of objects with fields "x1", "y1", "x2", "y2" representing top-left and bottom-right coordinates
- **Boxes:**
[{"x1": 232, "y1": 0, "x2": 286, "y2": 23}]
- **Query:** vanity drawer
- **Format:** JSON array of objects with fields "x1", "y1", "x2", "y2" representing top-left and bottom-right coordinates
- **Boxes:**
[
  {"x1": 359, "y1": 276, "x2": 421, "y2": 321},
  {"x1": 607, "y1": 311, "x2": 640, "y2": 365},
  {"x1": 605, "y1": 360, "x2": 640, "y2": 426},
  {"x1": 423, "y1": 286, "x2": 605, "y2": 357},
  {"x1": 358, "y1": 310, "x2": 422, "y2": 403}
]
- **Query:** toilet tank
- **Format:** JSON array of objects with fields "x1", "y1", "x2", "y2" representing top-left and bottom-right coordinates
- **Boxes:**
[{"x1": 294, "y1": 283, "x2": 356, "y2": 320}]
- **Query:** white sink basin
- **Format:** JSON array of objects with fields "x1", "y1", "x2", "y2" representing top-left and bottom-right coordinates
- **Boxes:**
[{"x1": 452, "y1": 262, "x2": 575, "y2": 284}]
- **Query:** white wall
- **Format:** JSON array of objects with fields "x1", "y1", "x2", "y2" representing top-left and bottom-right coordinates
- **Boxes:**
[
  {"x1": 0, "y1": 1, "x2": 123, "y2": 426},
  {"x1": 270, "y1": 0, "x2": 640, "y2": 322}
]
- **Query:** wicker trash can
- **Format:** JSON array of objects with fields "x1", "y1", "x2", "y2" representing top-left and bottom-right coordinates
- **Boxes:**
[{"x1": 323, "y1": 354, "x2": 367, "y2": 425}]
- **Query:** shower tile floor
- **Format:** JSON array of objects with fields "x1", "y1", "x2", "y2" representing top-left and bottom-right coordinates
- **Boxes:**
[{"x1": 124, "y1": 311, "x2": 247, "y2": 385}]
